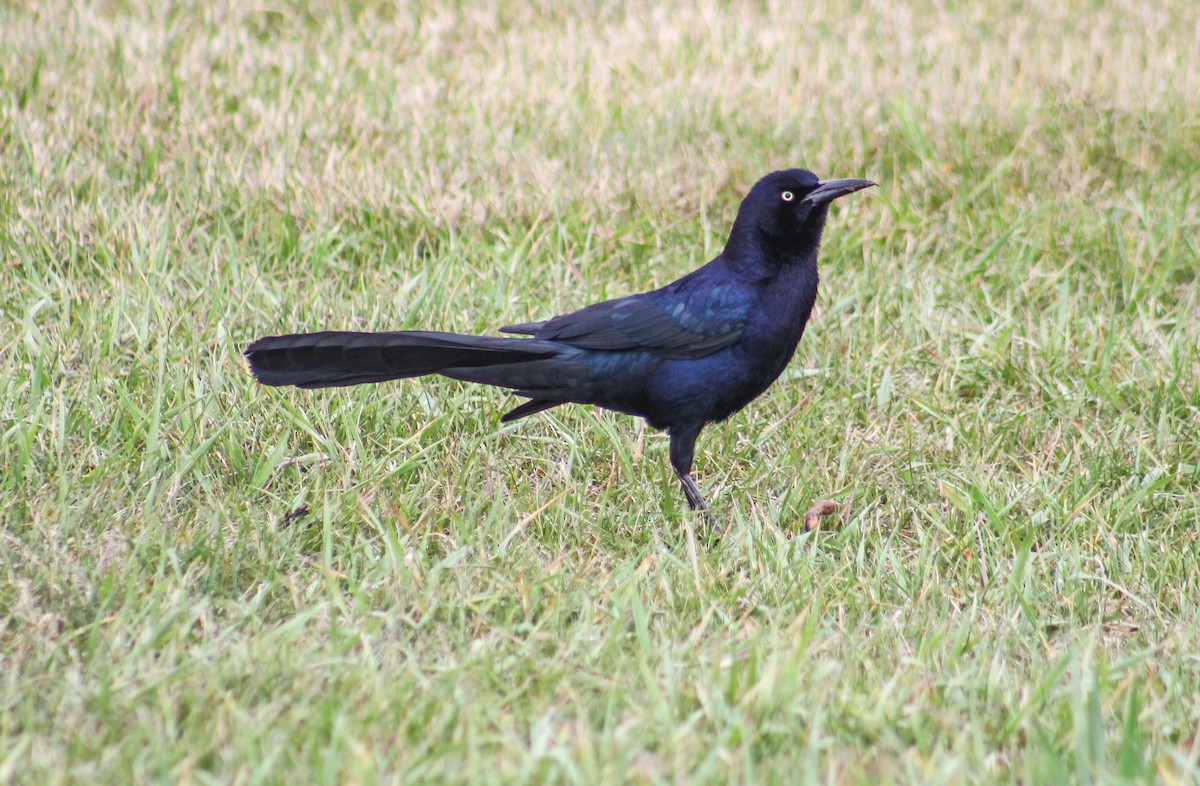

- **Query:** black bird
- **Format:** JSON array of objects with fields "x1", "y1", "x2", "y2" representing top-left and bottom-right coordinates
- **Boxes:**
[{"x1": 246, "y1": 169, "x2": 874, "y2": 519}]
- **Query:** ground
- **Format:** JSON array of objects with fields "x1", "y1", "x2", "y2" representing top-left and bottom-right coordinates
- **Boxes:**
[{"x1": 2, "y1": 0, "x2": 1199, "y2": 783}]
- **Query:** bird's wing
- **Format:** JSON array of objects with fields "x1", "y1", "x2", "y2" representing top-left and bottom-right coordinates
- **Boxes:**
[{"x1": 500, "y1": 281, "x2": 749, "y2": 359}]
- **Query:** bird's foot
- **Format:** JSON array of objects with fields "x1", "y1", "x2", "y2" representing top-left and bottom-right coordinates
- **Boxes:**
[
  {"x1": 678, "y1": 473, "x2": 722, "y2": 538},
  {"x1": 699, "y1": 512, "x2": 724, "y2": 545}
]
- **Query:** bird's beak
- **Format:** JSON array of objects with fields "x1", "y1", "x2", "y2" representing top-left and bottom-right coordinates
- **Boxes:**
[{"x1": 801, "y1": 178, "x2": 877, "y2": 206}]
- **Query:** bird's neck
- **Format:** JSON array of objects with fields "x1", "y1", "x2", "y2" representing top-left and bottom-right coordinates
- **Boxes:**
[
  {"x1": 723, "y1": 227, "x2": 824, "y2": 280},
  {"x1": 725, "y1": 201, "x2": 828, "y2": 266}
]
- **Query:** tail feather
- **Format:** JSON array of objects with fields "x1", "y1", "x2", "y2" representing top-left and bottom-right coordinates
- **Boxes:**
[
  {"x1": 500, "y1": 398, "x2": 562, "y2": 422},
  {"x1": 245, "y1": 330, "x2": 563, "y2": 390}
]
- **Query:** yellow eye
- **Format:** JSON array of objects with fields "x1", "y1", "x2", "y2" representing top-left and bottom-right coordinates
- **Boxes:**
[{"x1": 781, "y1": 191, "x2": 795, "y2": 202}]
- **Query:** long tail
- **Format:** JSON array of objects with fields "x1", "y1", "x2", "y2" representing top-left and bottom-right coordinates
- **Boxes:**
[{"x1": 245, "y1": 330, "x2": 566, "y2": 390}]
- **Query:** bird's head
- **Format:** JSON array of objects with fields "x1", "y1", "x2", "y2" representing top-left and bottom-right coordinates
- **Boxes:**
[{"x1": 734, "y1": 168, "x2": 875, "y2": 254}]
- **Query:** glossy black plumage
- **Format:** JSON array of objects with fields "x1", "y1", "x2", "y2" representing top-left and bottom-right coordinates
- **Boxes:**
[{"x1": 246, "y1": 169, "x2": 875, "y2": 520}]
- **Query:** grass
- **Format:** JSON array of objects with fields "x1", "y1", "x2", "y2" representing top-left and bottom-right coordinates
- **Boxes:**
[{"x1": 2, "y1": 0, "x2": 1199, "y2": 782}]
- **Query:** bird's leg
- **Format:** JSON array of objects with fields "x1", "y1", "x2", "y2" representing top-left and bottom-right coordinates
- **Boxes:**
[
  {"x1": 669, "y1": 428, "x2": 716, "y2": 528},
  {"x1": 678, "y1": 473, "x2": 708, "y2": 512}
]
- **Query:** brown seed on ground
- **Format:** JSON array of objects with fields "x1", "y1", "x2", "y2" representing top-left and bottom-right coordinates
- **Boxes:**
[{"x1": 803, "y1": 500, "x2": 840, "y2": 532}]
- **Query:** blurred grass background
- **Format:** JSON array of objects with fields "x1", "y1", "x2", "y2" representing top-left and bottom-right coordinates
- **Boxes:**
[{"x1": 2, "y1": 0, "x2": 1199, "y2": 783}]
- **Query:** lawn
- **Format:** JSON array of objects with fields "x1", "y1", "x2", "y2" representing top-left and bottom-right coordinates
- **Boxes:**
[{"x1": 2, "y1": 0, "x2": 1199, "y2": 783}]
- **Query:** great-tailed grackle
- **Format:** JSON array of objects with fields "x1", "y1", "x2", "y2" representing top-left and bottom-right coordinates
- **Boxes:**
[{"x1": 246, "y1": 169, "x2": 874, "y2": 519}]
